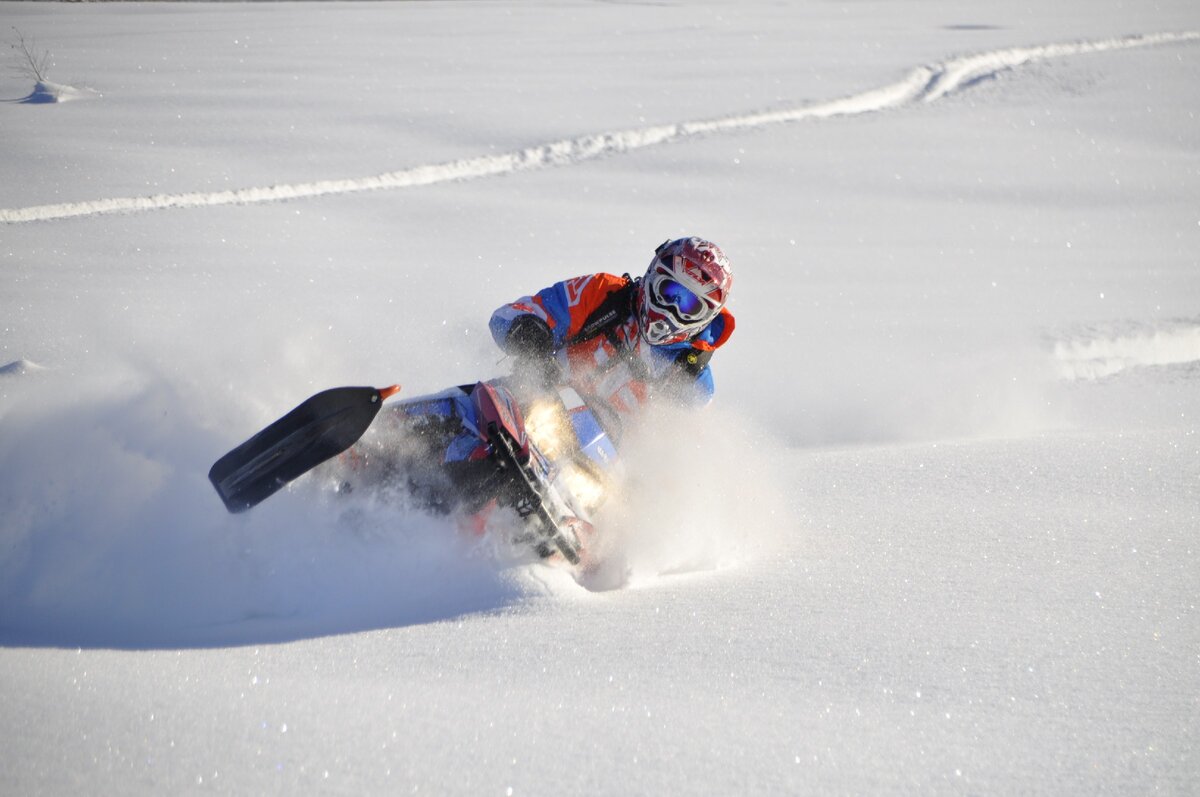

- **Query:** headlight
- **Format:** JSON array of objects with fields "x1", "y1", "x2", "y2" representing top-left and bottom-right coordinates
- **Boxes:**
[{"x1": 524, "y1": 398, "x2": 572, "y2": 461}]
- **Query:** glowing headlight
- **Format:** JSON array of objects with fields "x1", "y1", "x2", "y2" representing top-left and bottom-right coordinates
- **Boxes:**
[{"x1": 524, "y1": 399, "x2": 572, "y2": 461}]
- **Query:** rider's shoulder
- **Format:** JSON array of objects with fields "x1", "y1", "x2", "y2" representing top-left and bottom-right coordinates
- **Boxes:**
[
  {"x1": 549, "y1": 272, "x2": 635, "y2": 312},
  {"x1": 561, "y1": 272, "x2": 631, "y2": 293},
  {"x1": 691, "y1": 308, "x2": 735, "y2": 351}
]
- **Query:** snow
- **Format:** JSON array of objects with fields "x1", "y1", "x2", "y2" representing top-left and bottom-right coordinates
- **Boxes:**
[{"x1": 1, "y1": 0, "x2": 1198, "y2": 793}]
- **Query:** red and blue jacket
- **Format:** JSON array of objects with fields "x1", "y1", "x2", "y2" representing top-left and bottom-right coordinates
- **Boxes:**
[{"x1": 489, "y1": 273, "x2": 734, "y2": 417}]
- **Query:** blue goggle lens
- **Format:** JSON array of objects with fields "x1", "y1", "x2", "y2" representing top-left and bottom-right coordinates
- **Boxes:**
[{"x1": 659, "y1": 279, "x2": 705, "y2": 318}]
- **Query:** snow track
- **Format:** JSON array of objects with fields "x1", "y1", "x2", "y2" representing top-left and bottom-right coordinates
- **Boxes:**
[
  {"x1": 1053, "y1": 321, "x2": 1200, "y2": 380},
  {"x1": 1, "y1": 31, "x2": 1195, "y2": 224}
]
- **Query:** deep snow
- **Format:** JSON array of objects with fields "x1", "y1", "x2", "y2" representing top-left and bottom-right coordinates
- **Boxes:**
[{"x1": 1, "y1": 0, "x2": 1198, "y2": 793}]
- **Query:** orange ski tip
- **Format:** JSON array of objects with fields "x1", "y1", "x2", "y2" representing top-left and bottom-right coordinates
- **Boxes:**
[{"x1": 378, "y1": 384, "x2": 402, "y2": 400}]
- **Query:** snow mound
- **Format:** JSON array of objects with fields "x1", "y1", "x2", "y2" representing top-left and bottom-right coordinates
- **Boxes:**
[
  {"x1": 0, "y1": 358, "x2": 45, "y2": 376},
  {"x1": 19, "y1": 81, "x2": 98, "y2": 104},
  {"x1": 1053, "y1": 320, "x2": 1200, "y2": 380}
]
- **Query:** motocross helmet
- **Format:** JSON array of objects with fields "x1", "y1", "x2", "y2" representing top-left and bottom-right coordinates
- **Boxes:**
[{"x1": 638, "y1": 237, "x2": 733, "y2": 345}]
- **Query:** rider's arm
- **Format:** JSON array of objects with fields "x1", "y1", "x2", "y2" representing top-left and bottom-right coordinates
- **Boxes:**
[
  {"x1": 663, "y1": 347, "x2": 716, "y2": 406},
  {"x1": 688, "y1": 366, "x2": 716, "y2": 405},
  {"x1": 663, "y1": 309, "x2": 734, "y2": 407},
  {"x1": 489, "y1": 273, "x2": 631, "y2": 353},
  {"x1": 489, "y1": 294, "x2": 561, "y2": 353}
]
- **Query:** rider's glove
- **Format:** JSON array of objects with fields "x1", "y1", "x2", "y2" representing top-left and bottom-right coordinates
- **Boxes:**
[
  {"x1": 672, "y1": 347, "x2": 712, "y2": 377},
  {"x1": 506, "y1": 316, "x2": 560, "y2": 391},
  {"x1": 505, "y1": 315, "x2": 554, "y2": 359}
]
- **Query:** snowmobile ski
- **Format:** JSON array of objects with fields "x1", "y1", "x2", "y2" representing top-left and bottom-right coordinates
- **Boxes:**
[
  {"x1": 488, "y1": 421, "x2": 582, "y2": 565},
  {"x1": 209, "y1": 384, "x2": 401, "y2": 513}
]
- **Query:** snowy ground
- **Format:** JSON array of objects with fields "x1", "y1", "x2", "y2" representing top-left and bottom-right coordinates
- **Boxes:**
[{"x1": 2, "y1": 1, "x2": 1198, "y2": 793}]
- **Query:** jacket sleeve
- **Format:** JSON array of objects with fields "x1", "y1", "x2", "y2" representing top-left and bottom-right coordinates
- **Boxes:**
[
  {"x1": 489, "y1": 273, "x2": 630, "y2": 351},
  {"x1": 489, "y1": 293, "x2": 561, "y2": 351},
  {"x1": 674, "y1": 309, "x2": 733, "y2": 405},
  {"x1": 690, "y1": 366, "x2": 716, "y2": 405}
]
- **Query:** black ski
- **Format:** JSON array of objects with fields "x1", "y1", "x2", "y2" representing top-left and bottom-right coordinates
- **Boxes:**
[{"x1": 209, "y1": 384, "x2": 400, "y2": 513}]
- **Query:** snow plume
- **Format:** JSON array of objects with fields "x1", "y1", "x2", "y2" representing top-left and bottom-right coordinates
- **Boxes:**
[
  {"x1": 0, "y1": 369, "x2": 525, "y2": 649},
  {"x1": 583, "y1": 402, "x2": 792, "y2": 589}
]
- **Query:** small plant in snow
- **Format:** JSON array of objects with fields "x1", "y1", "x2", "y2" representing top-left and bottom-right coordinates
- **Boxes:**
[
  {"x1": 10, "y1": 27, "x2": 52, "y2": 83},
  {"x1": 8, "y1": 27, "x2": 94, "y2": 103}
]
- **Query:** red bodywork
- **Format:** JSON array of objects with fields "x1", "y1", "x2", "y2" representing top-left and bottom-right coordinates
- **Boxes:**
[{"x1": 471, "y1": 381, "x2": 529, "y2": 461}]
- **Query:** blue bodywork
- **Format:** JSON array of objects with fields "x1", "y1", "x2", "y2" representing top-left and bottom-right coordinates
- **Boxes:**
[
  {"x1": 569, "y1": 405, "x2": 618, "y2": 468},
  {"x1": 389, "y1": 382, "x2": 617, "y2": 476}
]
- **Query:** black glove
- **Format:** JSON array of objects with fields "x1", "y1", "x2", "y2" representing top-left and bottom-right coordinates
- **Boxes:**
[
  {"x1": 505, "y1": 316, "x2": 554, "y2": 359},
  {"x1": 673, "y1": 347, "x2": 712, "y2": 377},
  {"x1": 505, "y1": 316, "x2": 560, "y2": 391}
]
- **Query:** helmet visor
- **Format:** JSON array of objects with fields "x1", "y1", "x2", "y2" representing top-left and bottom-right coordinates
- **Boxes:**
[{"x1": 654, "y1": 278, "x2": 708, "y2": 321}]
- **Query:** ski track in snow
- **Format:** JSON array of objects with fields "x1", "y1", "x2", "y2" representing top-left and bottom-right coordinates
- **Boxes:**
[
  {"x1": 1053, "y1": 320, "x2": 1200, "y2": 380},
  {"x1": 1, "y1": 31, "x2": 1196, "y2": 224}
]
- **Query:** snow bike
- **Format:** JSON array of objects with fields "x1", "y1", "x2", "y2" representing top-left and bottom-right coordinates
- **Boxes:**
[{"x1": 208, "y1": 379, "x2": 620, "y2": 565}]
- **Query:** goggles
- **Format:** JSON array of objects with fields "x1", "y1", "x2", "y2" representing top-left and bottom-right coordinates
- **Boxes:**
[{"x1": 652, "y1": 276, "x2": 709, "y2": 322}]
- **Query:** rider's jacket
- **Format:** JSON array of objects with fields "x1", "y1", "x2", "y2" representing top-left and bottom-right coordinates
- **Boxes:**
[{"x1": 489, "y1": 273, "x2": 735, "y2": 417}]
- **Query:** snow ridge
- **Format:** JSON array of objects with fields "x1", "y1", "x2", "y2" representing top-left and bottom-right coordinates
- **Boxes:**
[
  {"x1": 1054, "y1": 321, "x2": 1200, "y2": 380},
  {"x1": 919, "y1": 30, "x2": 1200, "y2": 102},
  {"x1": 1, "y1": 30, "x2": 1195, "y2": 224}
]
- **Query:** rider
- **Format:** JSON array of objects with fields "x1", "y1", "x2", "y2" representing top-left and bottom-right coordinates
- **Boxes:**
[{"x1": 489, "y1": 237, "x2": 735, "y2": 421}]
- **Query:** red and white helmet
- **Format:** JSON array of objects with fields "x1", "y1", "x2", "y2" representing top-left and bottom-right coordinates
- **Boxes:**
[{"x1": 638, "y1": 237, "x2": 733, "y2": 345}]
